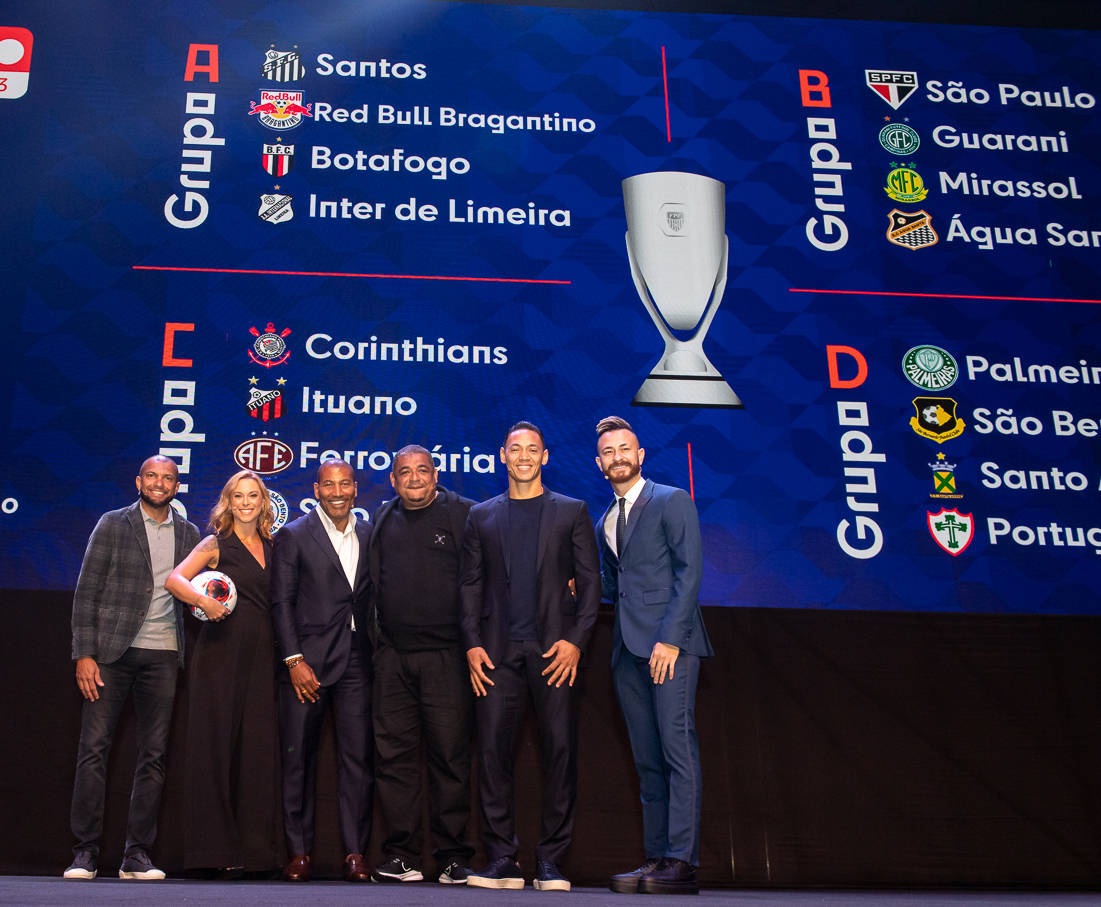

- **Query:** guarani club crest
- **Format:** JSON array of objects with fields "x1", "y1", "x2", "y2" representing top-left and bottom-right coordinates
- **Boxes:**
[
  {"x1": 865, "y1": 69, "x2": 919, "y2": 109},
  {"x1": 249, "y1": 90, "x2": 312, "y2": 130},
  {"x1": 262, "y1": 47, "x2": 305, "y2": 82},
  {"x1": 927, "y1": 507, "x2": 973, "y2": 556},
  {"x1": 248, "y1": 323, "x2": 291, "y2": 368},
  {"x1": 262, "y1": 140, "x2": 294, "y2": 177}
]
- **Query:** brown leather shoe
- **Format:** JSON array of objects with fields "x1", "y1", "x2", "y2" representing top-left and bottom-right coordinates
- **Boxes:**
[
  {"x1": 344, "y1": 853, "x2": 370, "y2": 882},
  {"x1": 282, "y1": 854, "x2": 310, "y2": 882}
]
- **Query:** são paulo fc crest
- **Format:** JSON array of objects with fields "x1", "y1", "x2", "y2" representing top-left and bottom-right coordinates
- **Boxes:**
[
  {"x1": 866, "y1": 70, "x2": 919, "y2": 109},
  {"x1": 927, "y1": 508, "x2": 973, "y2": 556},
  {"x1": 262, "y1": 47, "x2": 305, "y2": 82},
  {"x1": 910, "y1": 397, "x2": 965, "y2": 443},
  {"x1": 887, "y1": 209, "x2": 937, "y2": 250},
  {"x1": 249, "y1": 90, "x2": 312, "y2": 130},
  {"x1": 262, "y1": 141, "x2": 295, "y2": 177},
  {"x1": 248, "y1": 323, "x2": 291, "y2": 368}
]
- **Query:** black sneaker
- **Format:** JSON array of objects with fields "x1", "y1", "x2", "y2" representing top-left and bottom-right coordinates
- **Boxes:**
[
  {"x1": 610, "y1": 858, "x2": 661, "y2": 893},
  {"x1": 533, "y1": 859, "x2": 571, "y2": 892},
  {"x1": 438, "y1": 861, "x2": 470, "y2": 884},
  {"x1": 371, "y1": 855, "x2": 424, "y2": 883},
  {"x1": 118, "y1": 850, "x2": 166, "y2": 880},
  {"x1": 466, "y1": 856, "x2": 524, "y2": 890},
  {"x1": 63, "y1": 850, "x2": 97, "y2": 880}
]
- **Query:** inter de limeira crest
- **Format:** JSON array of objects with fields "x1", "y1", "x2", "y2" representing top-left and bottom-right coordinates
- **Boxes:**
[
  {"x1": 927, "y1": 508, "x2": 974, "y2": 556},
  {"x1": 262, "y1": 48, "x2": 305, "y2": 82},
  {"x1": 258, "y1": 192, "x2": 293, "y2": 224},
  {"x1": 262, "y1": 141, "x2": 295, "y2": 177},
  {"x1": 249, "y1": 90, "x2": 312, "y2": 130}
]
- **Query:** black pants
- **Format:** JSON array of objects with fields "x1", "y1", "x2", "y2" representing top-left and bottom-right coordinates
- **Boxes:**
[
  {"x1": 475, "y1": 639, "x2": 578, "y2": 865},
  {"x1": 70, "y1": 647, "x2": 178, "y2": 859},
  {"x1": 373, "y1": 643, "x2": 474, "y2": 865}
]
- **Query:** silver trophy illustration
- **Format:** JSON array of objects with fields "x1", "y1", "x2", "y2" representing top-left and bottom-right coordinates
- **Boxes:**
[{"x1": 622, "y1": 171, "x2": 741, "y2": 408}]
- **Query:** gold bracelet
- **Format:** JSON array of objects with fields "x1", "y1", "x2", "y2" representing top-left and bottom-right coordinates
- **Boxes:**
[{"x1": 285, "y1": 655, "x2": 304, "y2": 669}]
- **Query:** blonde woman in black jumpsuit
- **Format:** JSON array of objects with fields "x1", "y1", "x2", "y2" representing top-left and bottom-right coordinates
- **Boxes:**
[{"x1": 166, "y1": 469, "x2": 279, "y2": 875}]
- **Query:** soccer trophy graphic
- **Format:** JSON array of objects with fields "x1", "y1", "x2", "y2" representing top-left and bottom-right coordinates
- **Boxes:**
[{"x1": 622, "y1": 171, "x2": 741, "y2": 408}]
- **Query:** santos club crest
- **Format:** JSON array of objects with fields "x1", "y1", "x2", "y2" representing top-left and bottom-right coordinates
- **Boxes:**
[{"x1": 927, "y1": 508, "x2": 973, "y2": 556}]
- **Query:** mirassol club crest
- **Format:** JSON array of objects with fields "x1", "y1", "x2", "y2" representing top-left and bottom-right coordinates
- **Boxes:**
[{"x1": 927, "y1": 508, "x2": 973, "y2": 556}]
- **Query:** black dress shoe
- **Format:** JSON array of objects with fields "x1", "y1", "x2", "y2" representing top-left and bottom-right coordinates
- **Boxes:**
[
  {"x1": 282, "y1": 854, "x2": 311, "y2": 882},
  {"x1": 344, "y1": 853, "x2": 370, "y2": 882},
  {"x1": 637, "y1": 858, "x2": 699, "y2": 895},
  {"x1": 609, "y1": 858, "x2": 661, "y2": 893}
]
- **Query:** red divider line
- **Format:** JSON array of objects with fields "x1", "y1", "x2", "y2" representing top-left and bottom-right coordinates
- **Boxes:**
[
  {"x1": 687, "y1": 441, "x2": 695, "y2": 501},
  {"x1": 662, "y1": 46, "x2": 672, "y2": 143},
  {"x1": 132, "y1": 265, "x2": 570, "y2": 285},
  {"x1": 789, "y1": 287, "x2": 1101, "y2": 304}
]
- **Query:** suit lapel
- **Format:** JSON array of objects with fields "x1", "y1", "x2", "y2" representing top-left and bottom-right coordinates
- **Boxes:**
[
  {"x1": 353, "y1": 521, "x2": 370, "y2": 591},
  {"x1": 308, "y1": 509, "x2": 349, "y2": 586},
  {"x1": 491, "y1": 494, "x2": 511, "y2": 580},
  {"x1": 620, "y1": 479, "x2": 654, "y2": 557},
  {"x1": 536, "y1": 490, "x2": 556, "y2": 572},
  {"x1": 127, "y1": 502, "x2": 153, "y2": 571}
]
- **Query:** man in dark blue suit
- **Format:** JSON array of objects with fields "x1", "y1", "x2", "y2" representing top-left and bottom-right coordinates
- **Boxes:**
[
  {"x1": 461, "y1": 421, "x2": 600, "y2": 892},
  {"x1": 271, "y1": 459, "x2": 373, "y2": 883},
  {"x1": 595, "y1": 416, "x2": 714, "y2": 896}
]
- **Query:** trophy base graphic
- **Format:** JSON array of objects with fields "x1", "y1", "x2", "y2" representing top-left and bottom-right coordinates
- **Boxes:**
[{"x1": 632, "y1": 349, "x2": 743, "y2": 408}]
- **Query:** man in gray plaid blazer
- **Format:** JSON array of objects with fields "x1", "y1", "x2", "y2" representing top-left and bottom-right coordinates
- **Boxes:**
[{"x1": 63, "y1": 455, "x2": 199, "y2": 882}]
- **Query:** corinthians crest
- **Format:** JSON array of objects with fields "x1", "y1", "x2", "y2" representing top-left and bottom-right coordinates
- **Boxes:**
[
  {"x1": 248, "y1": 323, "x2": 291, "y2": 368},
  {"x1": 927, "y1": 507, "x2": 973, "y2": 556}
]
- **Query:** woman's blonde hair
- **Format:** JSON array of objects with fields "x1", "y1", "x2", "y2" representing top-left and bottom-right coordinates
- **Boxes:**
[{"x1": 208, "y1": 469, "x2": 273, "y2": 540}]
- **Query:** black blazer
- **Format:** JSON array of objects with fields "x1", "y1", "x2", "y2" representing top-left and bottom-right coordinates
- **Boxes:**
[
  {"x1": 459, "y1": 489, "x2": 600, "y2": 660},
  {"x1": 271, "y1": 507, "x2": 372, "y2": 685}
]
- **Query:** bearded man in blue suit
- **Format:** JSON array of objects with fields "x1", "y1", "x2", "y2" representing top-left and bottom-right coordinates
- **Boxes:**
[{"x1": 595, "y1": 416, "x2": 713, "y2": 896}]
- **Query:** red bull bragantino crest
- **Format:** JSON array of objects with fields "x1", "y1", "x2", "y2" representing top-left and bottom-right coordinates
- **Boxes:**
[{"x1": 249, "y1": 90, "x2": 311, "y2": 130}]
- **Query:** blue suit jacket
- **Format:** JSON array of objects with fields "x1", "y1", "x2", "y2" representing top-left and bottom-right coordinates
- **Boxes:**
[
  {"x1": 271, "y1": 507, "x2": 372, "y2": 686},
  {"x1": 599, "y1": 479, "x2": 714, "y2": 664},
  {"x1": 460, "y1": 489, "x2": 600, "y2": 660}
]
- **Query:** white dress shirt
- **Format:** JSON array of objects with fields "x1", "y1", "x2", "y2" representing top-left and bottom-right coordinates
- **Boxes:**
[
  {"x1": 315, "y1": 505, "x2": 360, "y2": 629},
  {"x1": 604, "y1": 475, "x2": 645, "y2": 556}
]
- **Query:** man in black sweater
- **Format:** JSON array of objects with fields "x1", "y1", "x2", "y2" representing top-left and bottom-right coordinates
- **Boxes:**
[{"x1": 367, "y1": 444, "x2": 476, "y2": 884}]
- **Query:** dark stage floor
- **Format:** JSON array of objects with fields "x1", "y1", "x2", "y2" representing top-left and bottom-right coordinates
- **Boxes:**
[{"x1": 4, "y1": 878, "x2": 1101, "y2": 906}]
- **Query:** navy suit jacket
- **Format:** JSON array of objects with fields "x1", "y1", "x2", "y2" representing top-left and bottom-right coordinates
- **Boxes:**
[
  {"x1": 271, "y1": 507, "x2": 372, "y2": 686},
  {"x1": 600, "y1": 479, "x2": 714, "y2": 665},
  {"x1": 460, "y1": 489, "x2": 600, "y2": 661}
]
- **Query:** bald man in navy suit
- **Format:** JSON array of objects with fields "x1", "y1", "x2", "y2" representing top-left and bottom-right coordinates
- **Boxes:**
[{"x1": 595, "y1": 416, "x2": 713, "y2": 896}]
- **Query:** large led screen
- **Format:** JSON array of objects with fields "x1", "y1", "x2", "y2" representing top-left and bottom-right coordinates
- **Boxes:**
[{"x1": 2, "y1": 1, "x2": 1100, "y2": 613}]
